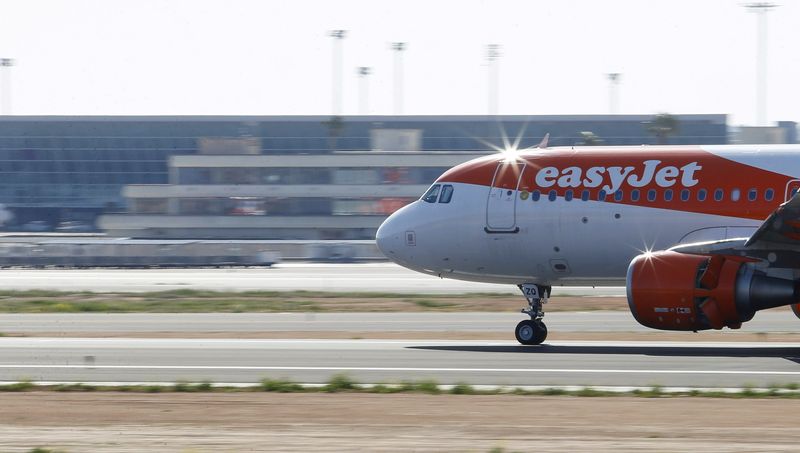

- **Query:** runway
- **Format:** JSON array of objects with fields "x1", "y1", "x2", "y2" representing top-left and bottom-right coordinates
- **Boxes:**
[
  {"x1": 0, "y1": 262, "x2": 625, "y2": 295},
  {"x1": 1, "y1": 310, "x2": 797, "y2": 334},
  {"x1": 2, "y1": 337, "x2": 799, "y2": 388}
]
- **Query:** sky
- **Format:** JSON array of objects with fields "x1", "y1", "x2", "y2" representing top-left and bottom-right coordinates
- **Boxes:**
[{"x1": 0, "y1": 0, "x2": 798, "y2": 125}]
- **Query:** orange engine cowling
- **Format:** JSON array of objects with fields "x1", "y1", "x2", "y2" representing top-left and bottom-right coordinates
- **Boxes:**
[{"x1": 626, "y1": 251, "x2": 799, "y2": 331}]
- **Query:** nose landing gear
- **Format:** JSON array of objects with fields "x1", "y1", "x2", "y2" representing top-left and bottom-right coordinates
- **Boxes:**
[{"x1": 515, "y1": 283, "x2": 550, "y2": 345}]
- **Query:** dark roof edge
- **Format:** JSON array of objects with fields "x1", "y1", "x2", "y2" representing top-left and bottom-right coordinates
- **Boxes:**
[{"x1": 0, "y1": 114, "x2": 728, "y2": 123}]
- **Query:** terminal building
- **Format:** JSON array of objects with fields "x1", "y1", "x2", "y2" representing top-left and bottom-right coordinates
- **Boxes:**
[
  {"x1": 0, "y1": 114, "x2": 731, "y2": 238},
  {"x1": 99, "y1": 148, "x2": 479, "y2": 239}
]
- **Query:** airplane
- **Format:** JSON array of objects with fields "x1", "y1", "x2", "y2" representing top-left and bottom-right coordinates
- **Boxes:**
[{"x1": 375, "y1": 143, "x2": 800, "y2": 344}]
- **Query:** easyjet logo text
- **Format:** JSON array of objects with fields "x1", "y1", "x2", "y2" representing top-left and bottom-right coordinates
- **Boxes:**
[{"x1": 534, "y1": 160, "x2": 702, "y2": 193}]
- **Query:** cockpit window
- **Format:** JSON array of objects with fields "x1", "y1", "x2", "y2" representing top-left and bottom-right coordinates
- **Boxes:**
[
  {"x1": 439, "y1": 185, "x2": 454, "y2": 203},
  {"x1": 422, "y1": 184, "x2": 441, "y2": 203}
]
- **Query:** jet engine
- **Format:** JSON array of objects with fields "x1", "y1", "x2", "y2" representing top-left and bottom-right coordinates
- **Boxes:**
[{"x1": 626, "y1": 250, "x2": 799, "y2": 331}]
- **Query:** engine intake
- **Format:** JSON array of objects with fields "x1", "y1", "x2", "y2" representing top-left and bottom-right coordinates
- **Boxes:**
[{"x1": 626, "y1": 251, "x2": 799, "y2": 331}]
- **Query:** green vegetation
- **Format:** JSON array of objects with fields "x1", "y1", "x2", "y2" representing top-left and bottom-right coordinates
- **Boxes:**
[
  {"x1": 324, "y1": 374, "x2": 359, "y2": 392},
  {"x1": 54, "y1": 383, "x2": 97, "y2": 392},
  {"x1": 450, "y1": 382, "x2": 476, "y2": 395},
  {"x1": 645, "y1": 112, "x2": 680, "y2": 145},
  {"x1": 631, "y1": 385, "x2": 664, "y2": 398},
  {"x1": 1, "y1": 380, "x2": 34, "y2": 391},
  {"x1": 412, "y1": 299, "x2": 456, "y2": 309},
  {"x1": 173, "y1": 380, "x2": 213, "y2": 392},
  {"x1": 2, "y1": 377, "x2": 800, "y2": 399},
  {"x1": 261, "y1": 378, "x2": 305, "y2": 393},
  {"x1": 409, "y1": 379, "x2": 441, "y2": 394}
]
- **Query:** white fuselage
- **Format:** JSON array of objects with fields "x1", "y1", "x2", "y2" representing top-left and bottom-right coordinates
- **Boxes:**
[{"x1": 375, "y1": 145, "x2": 800, "y2": 286}]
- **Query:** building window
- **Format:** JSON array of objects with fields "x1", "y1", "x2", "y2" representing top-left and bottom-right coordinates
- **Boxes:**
[{"x1": 131, "y1": 198, "x2": 168, "y2": 214}]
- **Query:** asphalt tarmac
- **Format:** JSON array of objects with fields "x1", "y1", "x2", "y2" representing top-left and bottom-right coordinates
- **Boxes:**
[
  {"x1": 1, "y1": 310, "x2": 797, "y2": 334},
  {"x1": 1, "y1": 337, "x2": 799, "y2": 388},
  {"x1": 0, "y1": 266, "x2": 796, "y2": 389}
]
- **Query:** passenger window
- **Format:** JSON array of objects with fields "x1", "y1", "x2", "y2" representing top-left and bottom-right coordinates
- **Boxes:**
[
  {"x1": 664, "y1": 189, "x2": 673, "y2": 201},
  {"x1": 647, "y1": 189, "x2": 656, "y2": 202},
  {"x1": 681, "y1": 189, "x2": 690, "y2": 201},
  {"x1": 531, "y1": 190, "x2": 541, "y2": 201},
  {"x1": 765, "y1": 188, "x2": 774, "y2": 201},
  {"x1": 598, "y1": 190, "x2": 607, "y2": 201},
  {"x1": 630, "y1": 189, "x2": 640, "y2": 202},
  {"x1": 564, "y1": 190, "x2": 573, "y2": 201},
  {"x1": 422, "y1": 184, "x2": 440, "y2": 203},
  {"x1": 714, "y1": 188, "x2": 724, "y2": 202},
  {"x1": 748, "y1": 188, "x2": 757, "y2": 201},
  {"x1": 730, "y1": 188, "x2": 740, "y2": 202},
  {"x1": 698, "y1": 189, "x2": 707, "y2": 202},
  {"x1": 581, "y1": 190, "x2": 590, "y2": 201},
  {"x1": 439, "y1": 185, "x2": 454, "y2": 203},
  {"x1": 548, "y1": 190, "x2": 557, "y2": 201},
  {"x1": 614, "y1": 190, "x2": 623, "y2": 202}
]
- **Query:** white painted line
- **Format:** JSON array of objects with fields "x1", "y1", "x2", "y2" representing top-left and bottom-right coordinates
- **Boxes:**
[{"x1": 0, "y1": 364, "x2": 799, "y2": 375}]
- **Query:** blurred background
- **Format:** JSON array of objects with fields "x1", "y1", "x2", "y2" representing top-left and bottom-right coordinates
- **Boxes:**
[{"x1": 0, "y1": 0, "x2": 796, "y2": 264}]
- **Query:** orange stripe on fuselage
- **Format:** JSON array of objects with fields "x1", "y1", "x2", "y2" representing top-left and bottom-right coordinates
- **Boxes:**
[{"x1": 436, "y1": 147, "x2": 793, "y2": 220}]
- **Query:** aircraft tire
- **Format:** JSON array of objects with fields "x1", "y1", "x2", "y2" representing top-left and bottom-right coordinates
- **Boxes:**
[
  {"x1": 514, "y1": 319, "x2": 540, "y2": 345},
  {"x1": 533, "y1": 319, "x2": 548, "y2": 344}
]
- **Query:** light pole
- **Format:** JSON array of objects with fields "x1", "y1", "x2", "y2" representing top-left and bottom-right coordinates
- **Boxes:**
[
  {"x1": 744, "y1": 2, "x2": 777, "y2": 126},
  {"x1": 329, "y1": 30, "x2": 347, "y2": 115},
  {"x1": 486, "y1": 44, "x2": 501, "y2": 116},
  {"x1": 357, "y1": 66, "x2": 371, "y2": 115},
  {"x1": 0, "y1": 58, "x2": 14, "y2": 115},
  {"x1": 606, "y1": 73, "x2": 621, "y2": 114},
  {"x1": 391, "y1": 42, "x2": 406, "y2": 115}
]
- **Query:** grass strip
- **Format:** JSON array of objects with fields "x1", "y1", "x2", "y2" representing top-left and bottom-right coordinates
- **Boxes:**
[
  {"x1": 3, "y1": 377, "x2": 800, "y2": 399},
  {"x1": 0, "y1": 289, "x2": 537, "y2": 313}
]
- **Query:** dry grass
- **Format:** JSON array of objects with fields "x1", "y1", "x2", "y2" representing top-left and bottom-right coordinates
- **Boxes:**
[{"x1": 0, "y1": 290, "x2": 627, "y2": 313}]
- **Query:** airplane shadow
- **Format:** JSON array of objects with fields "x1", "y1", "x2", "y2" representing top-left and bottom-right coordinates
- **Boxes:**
[{"x1": 407, "y1": 344, "x2": 800, "y2": 363}]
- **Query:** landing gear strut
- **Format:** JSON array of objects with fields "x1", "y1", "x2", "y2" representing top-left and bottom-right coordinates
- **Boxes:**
[{"x1": 515, "y1": 283, "x2": 550, "y2": 345}]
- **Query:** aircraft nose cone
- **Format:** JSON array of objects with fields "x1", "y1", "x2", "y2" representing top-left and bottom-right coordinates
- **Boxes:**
[{"x1": 376, "y1": 214, "x2": 403, "y2": 260}]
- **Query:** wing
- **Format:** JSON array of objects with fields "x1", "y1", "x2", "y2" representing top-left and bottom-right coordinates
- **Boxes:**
[
  {"x1": 745, "y1": 194, "x2": 800, "y2": 249},
  {"x1": 670, "y1": 194, "x2": 800, "y2": 268}
]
